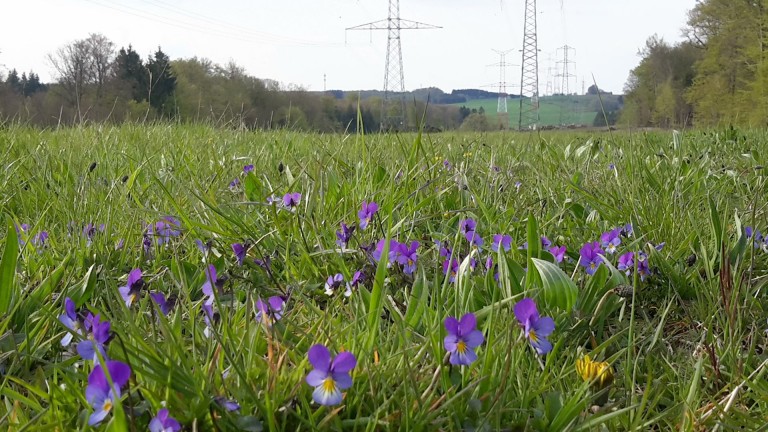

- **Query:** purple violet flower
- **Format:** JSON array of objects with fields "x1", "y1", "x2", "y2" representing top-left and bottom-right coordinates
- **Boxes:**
[
  {"x1": 465, "y1": 231, "x2": 484, "y2": 248},
  {"x1": 438, "y1": 241, "x2": 453, "y2": 258},
  {"x1": 150, "y1": 292, "x2": 175, "y2": 316},
  {"x1": 118, "y1": 268, "x2": 144, "y2": 307},
  {"x1": 491, "y1": 234, "x2": 512, "y2": 252},
  {"x1": 83, "y1": 223, "x2": 98, "y2": 246},
  {"x1": 372, "y1": 239, "x2": 398, "y2": 265},
  {"x1": 195, "y1": 239, "x2": 211, "y2": 255},
  {"x1": 752, "y1": 230, "x2": 764, "y2": 249},
  {"x1": 600, "y1": 229, "x2": 622, "y2": 254},
  {"x1": 232, "y1": 243, "x2": 247, "y2": 266},
  {"x1": 485, "y1": 256, "x2": 493, "y2": 271},
  {"x1": 514, "y1": 298, "x2": 555, "y2": 355},
  {"x1": 201, "y1": 265, "x2": 225, "y2": 306},
  {"x1": 541, "y1": 236, "x2": 552, "y2": 249},
  {"x1": 282, "y1": 192, "x2": 301, "y2": 210},
  {"x1": 350, "y1": 270, "x2": 366, "y2": 288},
  {"x1": 394, "y1": 241, "x2": 420, "y2": 274},
  {"x1": 254, "y1": 255, "x2": 272, "y2": 274},
  {"x1": 214, "y1": 397, "x2": 240, "y2": 412},
  {"x1": 622, "y1": 223, "x2": 634, "y2": 237},
  {"x1": 77, "y1": 313, "x2": 112, "y2": 362},
  {"x1": 443, "y1": 259, "x2": 460, "y2": 283},
  {"x1": 306, "y1": 344, "x2": 356, "y2": 406},
  {"x1": 336, "y1": 223, "x2": 355, "y2": 248},
  {"x1": 549, "y1": 246, "x2": 566, "y2": 263},
  {"x1": 154, "y1": 217, "x2": 181, "y2": 245},
  {"x1": 638, "y1": 257, "x2": 650, "y2": 281},
  {"x1": 443, "y1": 313, "x2": 484, "y2": 365},
  {"x1": 618, "y1": 252, "x2": 634, "y2": 276},
  {"x1": 358, "y1": 201, "x2": 379, "y2": 230},
  {"x1": 579, "y1": 242, "x2": 605, "y2": 275},
  {"x1": 85, "y1": 360, "x2": 131, "y2": 426},
  {"x1": 202, "y1": 303, "x2": 219, "y2": 338},
  {"x1": 324, "y1": 273, "x2": 345, "y2": 296},
  {"x1": 459, "y1": 219, "x2": 477, "y2": 236},
  {"x1": 243, "y1": 164, "x2": 254, "y2": 173},
  {"x1": 149, "y1": 408, "x2": 181, "y2": 432},
  {"x1": 59, "y1": 297, "x2": 82, "y2": 347},
  {"x1": 229, "y1": 178, "x2": 240, "y2": 189},
  {"x1": 255, "y1": 296, "x2": 285, "y2": 325},
  {"x1": 32, "y1": 231, "x2": 49, "y2": 249}
]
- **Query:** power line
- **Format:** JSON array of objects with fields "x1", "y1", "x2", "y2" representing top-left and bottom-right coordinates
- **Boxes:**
[
  {"x1": 346, "y1": 0, "x2": 439, "y2": 130},
  {"x1": 84, "y1": 0, "x2": 343, "y2": 48},
  {"x1": 139, "y1": 0, "x2": 341, "y2": 47}
]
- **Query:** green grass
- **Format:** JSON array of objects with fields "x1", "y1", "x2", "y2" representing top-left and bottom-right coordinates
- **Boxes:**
[
  {"x1": 453, "y1": 94, "x2": 620, "y2": 127},
  {"x1": 0, "y1": 124, "x2": 767, "y2": 430}
]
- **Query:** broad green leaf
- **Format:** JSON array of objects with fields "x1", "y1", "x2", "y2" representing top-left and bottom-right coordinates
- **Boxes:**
[
  {"x1": 530, "y1": 258, "x2": 578, "y2": 311},
  {"x1": 0, "y1": 217, "x2": 19, "y2": 313},
  {"x1": 404, "y1": 268, "x2": 429, "y2": 329},
  {"x1": 243, "y1": 172, "x2": 261, "y2": 201}
]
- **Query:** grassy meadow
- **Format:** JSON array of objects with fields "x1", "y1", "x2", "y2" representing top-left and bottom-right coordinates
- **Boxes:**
[
  {"x1": 1, "y1": 124, "x2": 767, "y2": 430},
  {"x1": 452, "y1": 95, "x2": 614, "y2": 128}
]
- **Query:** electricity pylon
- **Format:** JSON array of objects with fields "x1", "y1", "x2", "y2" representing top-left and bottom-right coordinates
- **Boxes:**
[
  {"x1": 485, "y1": 49, "x2": 516, "y2": 129},
  {"x1": 346, "y1": 0, "x2": 440, "y2": 131},
  {"x1": 555, "y1": 44, "x2": 576, "y2": 96},
  {"x1": 518, "y1": 0, "x2": 540, "y2": 131}
]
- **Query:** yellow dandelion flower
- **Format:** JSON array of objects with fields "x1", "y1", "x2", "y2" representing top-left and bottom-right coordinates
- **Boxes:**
[{"x1": 576, "y1": 355, "x2": 614, "y2": 389}]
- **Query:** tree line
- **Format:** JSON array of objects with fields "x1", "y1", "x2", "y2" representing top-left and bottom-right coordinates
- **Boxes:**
[
  {"x1": 622, "y1": 0, "x2": 768, "y2": 127},
  {"x1": 0, "y1": 33, "x2": 466, "y2": 131}
]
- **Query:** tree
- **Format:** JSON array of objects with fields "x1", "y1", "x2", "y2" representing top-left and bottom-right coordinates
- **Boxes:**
[
  {"x1": 84, "y1": 33, "x2": 114, "y2": 99},
  {"x1": 5, "y1": 69, "x2": 21, "y2": 93},
  {"x1": 459, "y1": 112, "x2": 491, "y2": 131},
  {"x1": 684, "y1": 0, "x2": 766, "y2": 125},
  {"x1": 621, "y1": 36, "x2": 700, "y2": 127},
  {"x1": 47, "y1": 34, "x2": 114, "y2": 109},
  {"x1": 147, "y1": 47, "x2": 176, "y2": 115},
  {"x1": 23, "y1": 72, "x2": 45, "y2": 96},
  {"x1": 114, "y1": 45, "x2": 148, "y2": 102}
]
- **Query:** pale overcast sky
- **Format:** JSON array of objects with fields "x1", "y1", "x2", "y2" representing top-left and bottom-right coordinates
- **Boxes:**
[{"x1": 0, "y1": 0, "x2": 697, "y2": 94}]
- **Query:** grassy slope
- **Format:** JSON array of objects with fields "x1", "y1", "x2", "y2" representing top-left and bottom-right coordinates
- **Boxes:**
[
  {"x1": 0, "y1": 125, "x2": 767, "y2": 430},
  {"x1": 452, "y1": 95, "x2": 619, "y2": 127}
]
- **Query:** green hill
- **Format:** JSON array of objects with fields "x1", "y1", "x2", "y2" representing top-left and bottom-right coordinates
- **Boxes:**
[{"x1": 453, "y1": 94, "x2": 623, "y2": 128}]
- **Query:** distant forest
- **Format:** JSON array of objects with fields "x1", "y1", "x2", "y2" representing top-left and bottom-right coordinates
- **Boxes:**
[
  {"x1": 1, "y1": 33, "x2": 626, "y2": 131},
  {"x1": 0, "y1": 34, "x2": 526, "y2": 132},
  {"x1": 622, "y1": 0, "x2": 768, "y2": 128}
]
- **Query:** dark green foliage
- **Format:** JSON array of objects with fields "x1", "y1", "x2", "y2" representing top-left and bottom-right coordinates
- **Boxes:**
[
  {"x1": 147, "y1": 47, "x2": 177, "y2": 115},
  {"x1": 114, "y1": 45, "x2": 149, "y2": 102}
]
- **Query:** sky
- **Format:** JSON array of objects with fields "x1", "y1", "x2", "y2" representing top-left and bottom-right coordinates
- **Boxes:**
[{"x1": 0, "y1": 0, "x2": 698, "y2": 95}]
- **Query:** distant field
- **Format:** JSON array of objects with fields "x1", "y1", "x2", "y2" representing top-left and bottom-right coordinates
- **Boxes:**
[{"x1": 452, "y1": 94, "x2": 620, "y2": 128}]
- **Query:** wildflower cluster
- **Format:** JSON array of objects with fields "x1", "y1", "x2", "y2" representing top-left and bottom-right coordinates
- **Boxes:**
[
  {"x1": 59, "y1": 266, "x2": 182, "y2": 428},
  {"x1": 579, "y1": 224, "x2": 658, "y2": 281}
]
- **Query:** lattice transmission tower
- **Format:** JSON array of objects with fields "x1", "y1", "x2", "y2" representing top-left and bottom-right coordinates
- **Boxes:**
[
  {"x1": 346, "y1": 0, "x2": 439, "y2": 130},
  {"x1": 555, "y1": 44, "x2": 576, "y2": 96},
  {"x1": 518, "y1": 0, "x2": 540, "y2": 131},
  {"x1": 482, "y1": 49, "x2": 517, "y2": 129}
]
